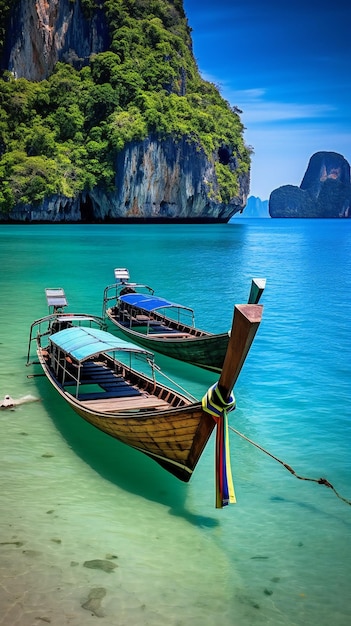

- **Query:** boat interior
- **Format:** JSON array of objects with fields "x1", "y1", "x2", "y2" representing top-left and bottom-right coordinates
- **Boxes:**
[
  {"x1": 44, "y1": 349, "x2": 190, "y2": 412},
  {"x1": 112, "y1": 303, "x2": 209, "y2": 339}
]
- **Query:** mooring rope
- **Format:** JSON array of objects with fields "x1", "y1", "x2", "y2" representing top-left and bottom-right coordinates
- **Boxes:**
[{"x1": 228, "y1": 424, "x2": 351, "y2": 506}]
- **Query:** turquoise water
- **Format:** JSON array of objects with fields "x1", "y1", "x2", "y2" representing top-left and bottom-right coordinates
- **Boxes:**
[{"x1": 0, "y1": 220, "x2": 350, "y2": 625}]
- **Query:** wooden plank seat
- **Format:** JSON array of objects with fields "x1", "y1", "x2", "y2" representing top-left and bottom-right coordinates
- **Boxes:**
[
  {"x1": 149, "y1": 325, "x2": 179, "y2": 333},
  {"x1": 80, "y1": 395, "x2": 171, "y2": 411},
  {"x1": 81, "y1": 362, "x2": 111, "y2": 371},
  {"x1": 119, "y1": 316, "x2": 148, "y2": 326},
  {"x1": 64, "y1": 364, "x2": 111, "y2": 377},
  {"x1": 64, "y1": 377, "x2": 124, "y2": 387},
  {"x1": 100, "y1": 381, "x2": 137, "y2": 390},
  {"x1": 135, "y1": 314, "x2": 152, "y2": 322},
  {"x1": 146, "y1": 332, "x2": 192, "y2": 338},
  {"x1": 80, "y1": 373, "x2": 122, "y2": 381},
  {"x1": 83, "y1": 364, "x2": 110, "y2": 369},
  {"x1": 77, "y1": 386, "x2": 141, "y2": 400},
  {"x1": 64, "y1": 362, "x2": 124, "y2": 385}
]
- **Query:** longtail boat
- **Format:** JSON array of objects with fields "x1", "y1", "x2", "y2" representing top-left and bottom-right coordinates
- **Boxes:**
[
  {"x1": 102, "y1": 269, "x2": 265, "y2": 373},
  {"x1": 26, "y1": 289, "x2": 263, "y2": 506}
]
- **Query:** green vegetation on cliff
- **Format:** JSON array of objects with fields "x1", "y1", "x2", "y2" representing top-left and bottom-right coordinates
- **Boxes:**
[{"x1": 0, "y1": 0, "x2": 250, "y2": 211}]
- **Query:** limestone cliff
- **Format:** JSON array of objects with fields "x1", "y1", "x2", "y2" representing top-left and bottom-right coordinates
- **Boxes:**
[
  {"x1": 269, "y1": 152, "x2": 351, "y2": 218},
  {"x1": 2, "y1": 0, "x2": 109, "y2": 81},
  {"x1": 4, "y1": 135, "x2": 248, "y2": 222},
  {"x1": 0, "y1": 0, "x2": 250, "y2": 223}
]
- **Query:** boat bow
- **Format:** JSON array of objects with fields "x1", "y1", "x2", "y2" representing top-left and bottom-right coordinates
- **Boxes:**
[{"x1": 202, "y1": 304, "x2": 263, "y2": 507}]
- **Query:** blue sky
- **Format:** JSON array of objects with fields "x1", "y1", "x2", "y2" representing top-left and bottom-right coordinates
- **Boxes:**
[{"x1": 183, "y1": 0, "x2": 351, "y2": 200}]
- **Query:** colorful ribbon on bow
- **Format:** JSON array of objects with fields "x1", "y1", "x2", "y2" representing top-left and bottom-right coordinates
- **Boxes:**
[{"x1": 202, "y1": 383, "x2": 236, "y2": 508}]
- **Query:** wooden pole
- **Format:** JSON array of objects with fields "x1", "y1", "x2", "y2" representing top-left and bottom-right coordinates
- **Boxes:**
[
  {"x1": 218, "y1": 304, "x2": 263, "y2": 402},
  {"x1": 248, "y1": 278, "x2": 266, "y2": 304}
]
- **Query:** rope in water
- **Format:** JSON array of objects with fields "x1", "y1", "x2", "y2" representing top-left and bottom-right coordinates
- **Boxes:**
[{"x1": 228, "y1": 425, "x2": 351, "y2": 506}]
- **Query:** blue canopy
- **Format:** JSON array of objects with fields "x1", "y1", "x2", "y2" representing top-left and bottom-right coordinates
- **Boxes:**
[
  {"x1": 119, "y1": 292, "x2": 192, "y2": 312},
  {"x1": 49, "y1": 326, "x2": 152, "y2": 362}
]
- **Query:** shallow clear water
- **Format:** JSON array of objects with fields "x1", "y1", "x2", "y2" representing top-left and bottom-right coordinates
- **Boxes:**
[{"x1": 0, "y1": 220, "x2": 350, "y2": 625}]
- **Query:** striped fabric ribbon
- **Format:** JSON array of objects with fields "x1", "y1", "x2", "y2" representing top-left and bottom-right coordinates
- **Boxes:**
[{"x1": 202, "y1": 383, "x2": 236, "y2": 508}]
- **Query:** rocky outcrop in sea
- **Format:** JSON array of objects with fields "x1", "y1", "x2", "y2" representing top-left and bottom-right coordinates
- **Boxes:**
[{"x1": 269, "y1": 152, "x2": 351, "y2": 218}]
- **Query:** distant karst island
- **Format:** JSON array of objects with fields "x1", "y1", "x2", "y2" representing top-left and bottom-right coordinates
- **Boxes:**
[
  {"x1": 232, "y1": 196, "x2": 270, "y2": 218},
  {"x1": 269, "y1": 151, "x2": 351, "y2": 218}
]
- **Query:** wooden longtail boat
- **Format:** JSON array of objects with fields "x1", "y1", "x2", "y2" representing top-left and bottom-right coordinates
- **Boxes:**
[
  {"x1": 26, "y1": 289, "x2": 263, "y2": 490},
  {"x1": 102, "y1": 269, "x2": 266, "y2": 373}
]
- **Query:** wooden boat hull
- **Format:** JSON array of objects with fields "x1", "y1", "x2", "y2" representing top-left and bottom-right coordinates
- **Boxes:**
[
  {"x1": 39, "y1": 353, "x2": 215, "y2": 482},
  {"x1": 28, "y1": 303, "x2": 263, "y2": 488},
  {"x1": 74, "y1": 401, "x2": 214, "y2": 481},
  {"x1": 106, "y1": 310, "x2": 229, "y2": 373}
]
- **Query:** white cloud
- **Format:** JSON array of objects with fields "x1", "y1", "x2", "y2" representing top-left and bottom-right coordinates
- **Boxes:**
[
  {"x1": 222, "y1": 87, "x2": 335, "y2": 124},
  {"x1": 198, "y1": 71, "x2": 335, "y2": 124}
]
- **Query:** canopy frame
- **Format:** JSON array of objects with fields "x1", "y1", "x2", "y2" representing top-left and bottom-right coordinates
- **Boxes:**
[
  {"x1": 118, "y1": 293, "x2": 195, "y2": 330},
  {"x1": 48, "y1": 326, "x2": 154, "y2": 397}
]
